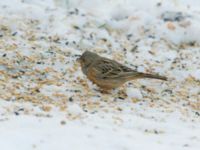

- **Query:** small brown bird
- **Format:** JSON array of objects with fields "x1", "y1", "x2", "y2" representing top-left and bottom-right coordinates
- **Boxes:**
[{"x1": 78, "y1": 51, "x2": 167, "y2": 90}]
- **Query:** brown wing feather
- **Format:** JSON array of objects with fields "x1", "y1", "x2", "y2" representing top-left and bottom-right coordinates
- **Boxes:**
[{"x1": 91, "y1": 58, "x2": 133, "y2": 79}]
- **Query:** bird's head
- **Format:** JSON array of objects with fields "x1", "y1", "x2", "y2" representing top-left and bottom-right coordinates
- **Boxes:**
[
  {"x1": 77, "y1": 51, "x2": 99, "y2": 74},
  {"x1": 78, "y1": 51, "x2": 99, "y2": 66}
]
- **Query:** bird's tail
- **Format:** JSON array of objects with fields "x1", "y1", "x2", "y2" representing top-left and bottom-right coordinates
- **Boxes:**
[
  {"x1": 123, "y1": 71, "x2": 167, "y2": 81},
  {"x1": 134, "y1": 72, "x2": 167, "y2": 81}
]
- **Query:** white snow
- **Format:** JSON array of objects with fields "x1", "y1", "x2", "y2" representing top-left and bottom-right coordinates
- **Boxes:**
[
  {"x1": 126, "y1": 88, "x2": 143, "y2": 99},
  {"x1": 190, "y1": 70, "x2": 200, "y2": 80},
  {"x1": 0, "y1": 0, "x2": 200, "y2": 150}
]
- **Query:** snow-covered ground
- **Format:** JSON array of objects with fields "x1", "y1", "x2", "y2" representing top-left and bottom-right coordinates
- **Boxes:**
[{"x1": 0, "y1": 0, "x2": 200, "y2": 150}]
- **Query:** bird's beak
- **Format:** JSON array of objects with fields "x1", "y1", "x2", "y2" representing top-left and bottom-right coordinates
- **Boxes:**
[
  {"x1": 77, "y1": 57, "x2": 80, "y2": 62},
  {"x1": 76, "y1": 57, "x2": 81, "y2": 63},
  {"x1": 73, "y1": 54, "x2": 81, "y2": 62}
]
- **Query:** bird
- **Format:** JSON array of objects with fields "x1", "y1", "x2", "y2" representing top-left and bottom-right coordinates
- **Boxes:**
[{"x1": 78, "y1": 51, "x2": 167, "y2": 90}]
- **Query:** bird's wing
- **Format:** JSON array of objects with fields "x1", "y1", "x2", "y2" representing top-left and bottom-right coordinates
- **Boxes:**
[{"x1": 92, "y1": 58, "x2": 133, "y2": 79}]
